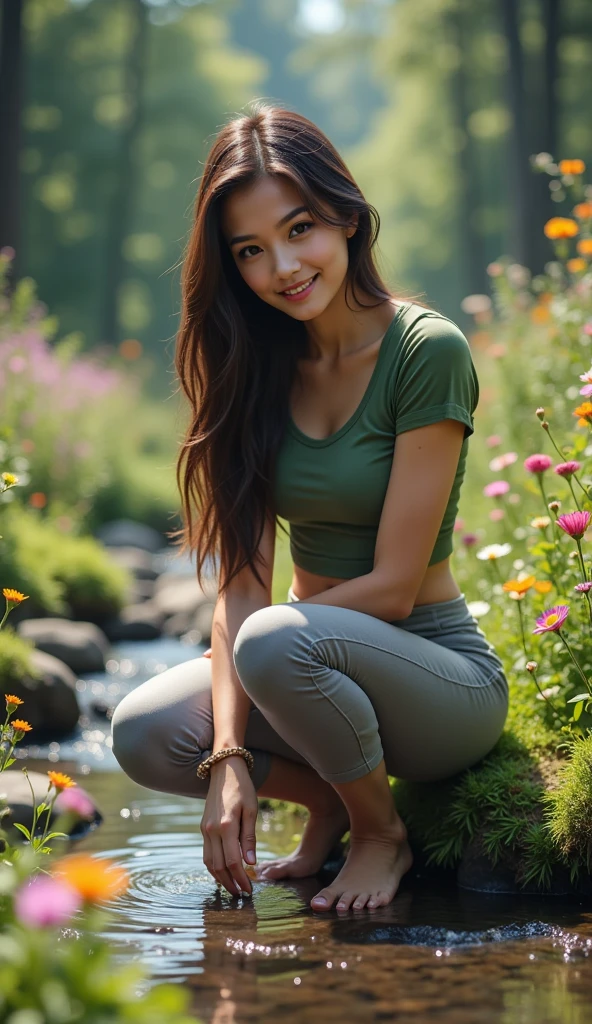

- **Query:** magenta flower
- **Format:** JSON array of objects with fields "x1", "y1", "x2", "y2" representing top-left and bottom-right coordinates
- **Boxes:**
[
  {"x1": 556, "y1": 510, "x2": 591, "y2": 540},
  {"x1": 489, "y1": 508, "x2": 505, "y2": 521},
  {"x1": 554, "y1": 461, "x2": 581, "y2": 478},
  {"x1": 453, "y1": 517, "x2": 465, "y2": 532},
  {"x1": 532, "y1": 605, "x2": 570, "y2": 635},
  {"x1": 461, "y1": 533, "x2": 479, "y2": 547},
  {"x1": 54, "y1": 786, "x2": 95, "y2": 818},
  {"x1": 524, "y1": 454, "x2": 553, "y2": 474},
  {"x1": 489, "y1": 452, "x2": 518, "y2": 472},
  {"x1": 486, "y1": 434, "x2": 502, "y2": 448},
  {"x1": 14, "y1": 875, "x2": 81, "y2": 928},
  {"x1": 483, "y1": 480, "x2": 510, "y2": 498},
  {"x1": 574, "y1": 581, "x2": 592, "y2": 593}
]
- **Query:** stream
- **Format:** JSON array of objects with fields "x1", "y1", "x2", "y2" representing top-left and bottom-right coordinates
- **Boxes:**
[{"x1": 15, "y1": 634, "x2": 592, "y2": 1023}]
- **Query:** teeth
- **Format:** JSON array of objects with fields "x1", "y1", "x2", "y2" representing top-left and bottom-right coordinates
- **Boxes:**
[{"x1": 283, "y1": 276, "x2": 315, "y2": 296}]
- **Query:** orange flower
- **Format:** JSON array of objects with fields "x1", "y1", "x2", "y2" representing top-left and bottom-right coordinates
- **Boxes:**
[
  {"x1": 530, "y1": 304, "x2": 550, "y2": 324},
  {"x1": 47, "y1": 771, "x2": 76, "y2": 790},
  {"x1": 52, "y1": 854, "x2": 129, "y2": 903},
  {"x1": 574, "y1": 202, "x2": 592, "y2": 220},
  {"x1": 2, "y1": 589, "x2": 28, "y2": 605},
  {"x1": 5, "y1": 694, "x2": 24, "y2": 708},
  {"x1": 29, "y1": 492, "x2": 47, "y2": 509},
  {"x1": 503, "y1": 576, "x2": 536, "y2": 596},
  {"x1": 576, "y1": 239, "x2": 592, "y2": 256},
  {"x1": 559, "y1": 159, "x2": 586, "y2": 176},
  {"x1": 11, "y1": 719, "x2": 32, "y2": 732},
  {"x1": 574, "y1": 402, "x2": 592, "y2": 427},
  {"x1": 543, "y1": 217, "x2": 579, "y2": 240},
  {"x1": 534, "y1": 580, "x2": 553, "y2": 594},
  {"x1": 567, "y1": 258, "x2": 587, "y2": 274}
]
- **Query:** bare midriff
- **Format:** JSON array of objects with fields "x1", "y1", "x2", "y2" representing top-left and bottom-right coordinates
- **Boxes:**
[{"x1": 289, "y1": 556, "x2": 461, "y2": 609}]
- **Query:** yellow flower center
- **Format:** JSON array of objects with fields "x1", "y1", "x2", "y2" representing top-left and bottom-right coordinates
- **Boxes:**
[{"x1": 546, "y1": 613, "x2": 559, "y2": 626}]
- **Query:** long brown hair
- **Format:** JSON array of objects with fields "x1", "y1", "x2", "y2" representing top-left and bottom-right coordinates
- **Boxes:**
[{"x1": 170, "y1": 101, "x2": 430, "y2": 595}]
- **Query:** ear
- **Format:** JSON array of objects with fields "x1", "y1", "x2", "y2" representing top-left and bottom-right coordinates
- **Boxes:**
[{"x1": 346, "y1": 212, "x2": 359, "y2": 238}]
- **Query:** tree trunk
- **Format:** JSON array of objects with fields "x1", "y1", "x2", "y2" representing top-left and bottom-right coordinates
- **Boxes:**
[
  {"x1": 0, "y1": 0, "x2": 23, "y2": 286},
  {"x1": 499, "y1": 0, "x2": 532, "y2": 267},
  {"x1": 100, "y1": 0, "x2": 148, "y2": 345}
]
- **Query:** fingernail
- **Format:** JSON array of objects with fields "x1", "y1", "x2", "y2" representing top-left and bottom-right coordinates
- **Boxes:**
[
  {"x1": 246, "y1": 850, "x2": 256, "y2": 864},
  {"x1": 313, "y1": 897, "x2": 327, "y2": 906}
]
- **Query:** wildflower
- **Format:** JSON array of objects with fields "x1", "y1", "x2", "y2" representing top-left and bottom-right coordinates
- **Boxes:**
[
  {"x1": 567, "y1": 258, "x2": 588, "y2": 274},
  {"x1": 1, "y1": 472, "x2": 18, "y2": 486},
  {"x1": 556, "y1": 510, "x2": 591, "y2": 540},
  {"x1": 577, "y1": 239, "x2": 592, "y2": 256},
  {"x1": 574, "y1": 582, "x2": 592, "y2": 593},
  {"x1": 5, "y1": 694, "x2": 23, "y2": 709},
  {"x1": 585, "y1": 323, "x2": 592, "y2": 337},
  {"x1": 524, "y1": 454, "x2": 553, "y2": 474},
  {"x1": 453, "y1": 517, "x2": 465, "y2": 532},
  {"x1": 574, "y1": 402, "x2": 592, "y2": 426},
  {"x1": 531, "y1": 516, "x2": 551, "y2": 529},
  {"x1": 534, "y1": 580, "x2": 553, "y2": 594},
  {"x1": 526, "y1": 661, "x2": 538, "y2": 672},
  {"x1": 47, "y1": 770, "x2": 76, "y2": 791},
  {"x1": 503, "y1": 576, "x2": 536, "y2": 595},
  {"x1": 52, "y1": 854, "x2": 129, "y2": 903},
  {"x1": 536, "y1": 407, "x2": 545, "y2": 421},
  {"x1": 476, "y1": 543, "x2": 512, "y2": 561},
  {"x1": 467, "y1": 601, "x2": 490, "y2": 618},
  {"x1": 486, "y1": 434, "x2": 502, "y2": 448},
  {"x1": 461, "y1": 294, "x2": 492, "y2": 315},
  {"x1": 554, "y1": 461, "x2": 581, "y2": 477},
  {"x1": 483, "y1": 480, "x2": 510, "y2": 498},
  {"x1": 489, "y1": 452, "x2": 518, "y2": 472},
  {"x1": 29, "y1": 492, "x2": 47, "y2": 509},
  {"x1": 14, "y1": 875, "x2": 82, "y2": 928},
  {"x1": 532, "y1": 605, "x2": 570, "y2": 634},
  {"x1": 579, "y1": 368, "x2": 592, "y2": 397},
  {"x1": 461, "y1": 533, "x2": 478, "y2": 547},
  {"x1": 574, "y1": 202, "x2": 592, "y2": 220},
  {"x1": 11, "y1": 720, "x2": 32, "y2": 733},
  {"x1": 2, "y1": 589, "x2": 28, "y2": 605},
  {"x1": 548, "y1": 501, "x2": 561, "y2": 513},
  {"x1": 543, "y1": 217, "x2": 579, "y2": 239},
  {"x1": 54, "y1": 787, "x2": 96, "y2": 819},
  {"x1": 536, "y1": 685, "x2": 561, "y2": 701},
  {"x1": 489, "y1": 508, "x2": 505, "y2": 521},
  {"x1": 487, "y1": 262, "x2": 504, "y2": 277},
  {"x1": 559, "y1": 159, "x2": 586, "y2": 176}
]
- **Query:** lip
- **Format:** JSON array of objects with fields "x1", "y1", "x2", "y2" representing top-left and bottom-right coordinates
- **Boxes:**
[{"x1": 279, "y1": 274, "x2": 318, "y2": 300}]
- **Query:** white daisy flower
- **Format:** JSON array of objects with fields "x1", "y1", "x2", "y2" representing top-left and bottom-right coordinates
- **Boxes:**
[
  {"x1": 476, "y1": 543, "x2": 513, "y2": 561},
  {"x1": 467, "y1": 601, "x2": 491, "y2": 619}
]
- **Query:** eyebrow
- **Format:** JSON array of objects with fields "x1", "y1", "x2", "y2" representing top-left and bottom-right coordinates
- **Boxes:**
[{"x1": 229, "y1": 206, "x2": 309, "y2": 247}]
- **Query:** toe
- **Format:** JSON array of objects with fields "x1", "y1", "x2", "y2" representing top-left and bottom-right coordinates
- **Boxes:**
[
  {"x1": 369, "y1": 890, "x2": 393, "y2": 908},
  {"x1": 352, "y1": 893, "x2": 370, "y2": 910},
  {"x1": 335, "y1": 891, "x2": 357, "y2": 912},
  {"x1": 310, "y1": 886, "x2": 337, "y2": 911}
]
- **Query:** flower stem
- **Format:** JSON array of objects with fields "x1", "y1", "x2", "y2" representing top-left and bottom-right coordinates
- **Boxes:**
[
  {"x1": 557, "y1": 630, "x2": 592, "y2": 697},
  {"x1": 567, "y1": 476, "x2": 582, "y2": 512},
  {"x1": 529, "y1": 663, "x2": 560, "y2": 715}
]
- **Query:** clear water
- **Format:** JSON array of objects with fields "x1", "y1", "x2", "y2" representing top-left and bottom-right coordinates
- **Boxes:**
[{"x1": 17, "y1": 638, "x2": 592, "y2": 1023}]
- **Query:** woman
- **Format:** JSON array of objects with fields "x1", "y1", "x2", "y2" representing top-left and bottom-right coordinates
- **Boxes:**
[{"x1": 111, "y1": 102, "x2": 509, "y2": 914}]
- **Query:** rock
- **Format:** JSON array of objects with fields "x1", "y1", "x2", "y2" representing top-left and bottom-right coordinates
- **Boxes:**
[
  {"x1": 456, "y1": 839, "x2": 592, "y2": 896},
  {"x1": 102, "y1": 600, "x2": 164, "y2": 641},
  {"x1": 105, "y1": 546, "x2": 159, "y2": 582},
  {"x1": 1, "y1": 650, "x2": 80, "y2": 740},
  {"x1": 95, "y1": 519, "x2": 164, "y2": 553},
  {"x1": 125, "y1": 578, "x2": 156, "y2": 604},
  {"x1": 0, "y1": 770, "x2": 102, "y2": 842},
  {"x1": 17, "y1": 618, "x2": 110, "y2": 674}
]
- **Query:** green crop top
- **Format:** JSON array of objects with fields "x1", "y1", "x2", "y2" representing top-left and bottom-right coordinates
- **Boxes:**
[{"x1": 273, "y1": 301, "x2": 479, "y2": 578}]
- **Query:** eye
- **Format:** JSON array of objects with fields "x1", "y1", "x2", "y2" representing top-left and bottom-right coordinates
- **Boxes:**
[{"x1": 237, "y1": 221, "x2": 313, "y2": 260}]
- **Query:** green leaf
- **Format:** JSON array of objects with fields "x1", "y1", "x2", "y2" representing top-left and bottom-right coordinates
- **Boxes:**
[
  {"x1": 42, "y1": 831, "x2": 69, "y2": 842},
  {"x1": 573, "y1": 701, "x2": 584, "y2": 722},
  {"x1": 12, "y1": 822, "x2": 31, "y2": 840},
  {"x1": 566, "y1": 693, "x2": 591, "y2": 703}
]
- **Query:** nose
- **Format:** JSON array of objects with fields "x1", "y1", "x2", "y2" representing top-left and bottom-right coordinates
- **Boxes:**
[{"x1": 273, "y1": 245, "x2": 301, "y2": 282}]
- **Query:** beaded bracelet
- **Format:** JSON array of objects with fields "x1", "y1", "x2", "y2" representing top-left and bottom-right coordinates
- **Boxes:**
[{"x1": 196, "y1": 746, "x2": 254, "y2": 780}]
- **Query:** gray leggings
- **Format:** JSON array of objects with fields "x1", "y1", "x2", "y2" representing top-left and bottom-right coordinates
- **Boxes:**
[{"x1": 111, "y1": 591, "x2": 509, "y2": 795}]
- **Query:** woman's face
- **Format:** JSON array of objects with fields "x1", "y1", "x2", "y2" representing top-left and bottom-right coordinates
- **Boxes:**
[{"x1": 221, "y1": 174, "x2": 356, "y2": 320}]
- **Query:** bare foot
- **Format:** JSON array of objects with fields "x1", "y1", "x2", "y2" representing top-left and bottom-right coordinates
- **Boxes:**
[
  {"x1": 309, "y1": 821, "x2": 413, "y2": 912},
  {"x1": 257, "y1": 804, "x2": 350, "y2": 881}
]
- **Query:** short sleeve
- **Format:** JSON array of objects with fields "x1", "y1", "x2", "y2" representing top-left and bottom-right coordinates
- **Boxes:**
[{"x1": 393, "y1": 316, "x2": 479, "y2": 439}]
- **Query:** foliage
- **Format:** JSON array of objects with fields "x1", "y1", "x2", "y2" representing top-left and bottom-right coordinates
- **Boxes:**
[
  {"x1": 545, "y1": 733, "x2": 592, "y2": 873},
  {"x1": 0, "y1": 629, "x2": 40, "y2": 690}
]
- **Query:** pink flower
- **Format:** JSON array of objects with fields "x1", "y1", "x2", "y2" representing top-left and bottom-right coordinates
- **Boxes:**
[
  {"x1": 489, "y1": 508, "x2": 505, "y2": 521},
  {"x1": 556, "y1": 510, "x2": 591, "y2": 539},
  {"x1": 489, "y1": 452, "x2": 518, "y2": 472},
  {"x1": 554, "y1": 461, "x2": 581, "y2": 478},
  {"x1": 54, "y1": 786, "x2": 95, "y2": 819},
  {"x1": 580, "y1": 384, "x2": 592, "y2": 397},
  {"x1": 453, "y1": 517, "x2": 465, "y2": 532},
  {"x1": 486, "y1": 434, "x2": 502, "y2": 448},
  {"x1": 574, "y1": 581, "x2": 592, "y2": 593},
  {"x1": 583, "y1": 323, "x2": 592, "y2": 336},
  {"x1": 532, "y1": 605, "x2": 570, "y2": 635},
  {"x1": 524, "y1": 454, "x2": 553, "y2": 474},
  {"x1": 483, "y1": 480, "x2": 510, "y2": 498},
  {"x1": 461, "y1": 533, "x2": 479, "y2": 547},
  {"x1": 14, "y1": 875, "x2": 81, "y2": 928}
]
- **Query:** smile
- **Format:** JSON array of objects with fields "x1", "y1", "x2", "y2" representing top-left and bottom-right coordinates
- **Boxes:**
[{"x1": 281, "y1": 274, "x2": 318, "y2": 299}]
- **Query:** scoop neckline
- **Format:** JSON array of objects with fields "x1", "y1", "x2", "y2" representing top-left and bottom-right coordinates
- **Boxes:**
[{"x1": 287, "y1": 300, "x2": 411, "y2": 448}]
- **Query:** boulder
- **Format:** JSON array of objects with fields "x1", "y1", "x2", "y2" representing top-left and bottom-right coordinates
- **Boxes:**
[
  {"x1": 0, "y1": 770, "x2": 102, "y2": 842},
  {"x1": 95, "y1": 519, "x2": 164, "y2": 553},
  {"x1": 17, "y1": 618, "x2": 110, "y2": 674},
  {"x1": 105, "y1": 545, "x2": 159, "y2": 582},
  {"x1": 1, "y1": 650, "x2": 80, "y2": 740},
  {"x1": 102, "y1": 600, "x2": 165, "y2": 641}
]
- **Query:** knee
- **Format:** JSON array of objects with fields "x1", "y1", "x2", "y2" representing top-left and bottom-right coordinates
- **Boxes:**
[
  {"x1": 233, "y1": 603, "x2": 305, "y2": 702},
  {"x1": 111, "y1": 692, "x2": 158, "y2": 787}
]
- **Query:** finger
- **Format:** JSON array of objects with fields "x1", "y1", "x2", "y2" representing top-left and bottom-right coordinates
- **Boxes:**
[
  {"x1": 211, "y1": 835, "x2": 241, "y2": 896},
  {"x1": 202, "y1": 832, "x2": 215, "y2": 879},
  {"x1": 203, "y1": 648, "x2": 212, "y2": 658},
  {"x1": 222, "y1": 832, "x2": 252, "y2": 896},
  {"x1": 239, "y1": 806, "x2": 257, "y2": 868}
]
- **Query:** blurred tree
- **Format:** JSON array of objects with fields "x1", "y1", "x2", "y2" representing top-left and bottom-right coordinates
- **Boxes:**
[{"x1": 0, "y1": 0, "x2": 24, "y2": 282}]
